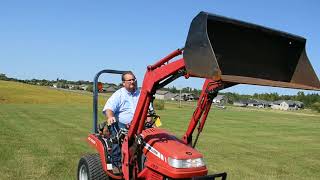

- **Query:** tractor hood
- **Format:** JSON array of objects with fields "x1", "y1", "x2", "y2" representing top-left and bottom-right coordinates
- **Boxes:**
[
  {"x1": 142, "y1": 128, "x2": 203, "y2": 160},
  {"x1": 184, "y1": 12, "x2": 320, "y2": 90},
  {"x1": 141, "y1": 128, "x2": 208, "y2": 178}
]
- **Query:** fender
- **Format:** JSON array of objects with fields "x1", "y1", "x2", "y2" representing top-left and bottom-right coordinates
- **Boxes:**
[{"x1": 87, "y1": 134, "x2": 123, "y2": 180}]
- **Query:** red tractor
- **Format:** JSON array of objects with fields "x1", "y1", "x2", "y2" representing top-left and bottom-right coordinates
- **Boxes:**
[{"x1": 77, "y1": 12, "x2": 320, "y2": 180}]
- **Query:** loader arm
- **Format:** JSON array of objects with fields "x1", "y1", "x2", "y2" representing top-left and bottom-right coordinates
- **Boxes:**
[
  {"x1": 182, "y1": 79, "x2": 223, "y2": 146},
  {"x1": 121, "y1": 49, "x2": 234, "y2": 179},
  {"x1": 122, "y1": 49, "x2": 187, "y2": 179}
]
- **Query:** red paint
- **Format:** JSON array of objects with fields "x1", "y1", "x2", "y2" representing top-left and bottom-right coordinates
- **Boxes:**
[{"x1": 87, "y1": 49, "x2": 222, "y2": 179}]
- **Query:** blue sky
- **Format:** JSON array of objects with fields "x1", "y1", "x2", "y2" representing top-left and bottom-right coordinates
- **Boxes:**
[{"x1": 0, "y1": 0, "x2": 319, "y2": 95}]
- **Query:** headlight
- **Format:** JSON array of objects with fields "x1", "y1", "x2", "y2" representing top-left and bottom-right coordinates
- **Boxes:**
[{"x1": 168, "y1": 157, "x2": 205, "y2": 168}]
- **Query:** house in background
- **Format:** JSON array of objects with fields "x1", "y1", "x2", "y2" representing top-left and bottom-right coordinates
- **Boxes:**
[
  {"x1": 231, "y1": 99, "x2": 304, "y2": 111},
  {"x1": 68, "y1": 85, "x2": 75, "y2": 90},
  {"x1": 257, "y1": 100, "x2": 272, "y2": 108},
  {"x1": 103, "y1": 85, "x2": 118, "y2": 93},
  {"x1": 155, "y1": 90, "x2": 177, "y2": 100},
  {"x1": 80, "y1": 84, "x2": 88, "y2": 91},
  {"x1": 212, "y1": 95, "x2": 226, "y2": 104},
  {"x1": 246, "y1": 99, "x2": 271, "y2": 108},
  {"x1": 233, "y1": 100, "x2": 248, "y2": 107},
  {"x1": 181, "y1": 93, "x2": 199, "y2": 101},
  {"x1": 247, "y1": 99, "x2": 260, "y2": 107},
  {"x1": 271, "y1": 100, "x2": 303, "y2": 110},
  {"x1": 294, "y1": 101, "x2": 304, "y2": 109}
]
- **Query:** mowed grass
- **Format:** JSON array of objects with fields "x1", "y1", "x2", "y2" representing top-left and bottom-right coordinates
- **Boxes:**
[
  {"x1": 0, "y1": 81, "x2": 106, "y2": 179},
  {"x1": 159, "y1": 104, "x2": 320, "y2": 180},
  {"x1": 1, "y1": 80, "x2": 320, "y2": 179}
]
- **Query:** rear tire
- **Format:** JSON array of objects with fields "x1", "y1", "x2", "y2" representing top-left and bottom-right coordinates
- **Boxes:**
[{"x1": 78, "y1": 154, "x2": 109, "y2": 180}]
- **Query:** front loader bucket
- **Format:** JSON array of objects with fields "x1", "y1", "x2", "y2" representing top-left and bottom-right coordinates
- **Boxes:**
[{"x1": 184, "y1": 12, "x2": 320, "y2": 90}]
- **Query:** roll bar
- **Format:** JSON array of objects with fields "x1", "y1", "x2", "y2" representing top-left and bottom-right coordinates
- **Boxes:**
[{"x1": 92, "y1": 69, "x2": 127, "y2": 133}]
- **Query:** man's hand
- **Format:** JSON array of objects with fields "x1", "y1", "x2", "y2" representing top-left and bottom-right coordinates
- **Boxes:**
[{"x1": 107, "y1": 116, "x2": 116, "y2": 126}]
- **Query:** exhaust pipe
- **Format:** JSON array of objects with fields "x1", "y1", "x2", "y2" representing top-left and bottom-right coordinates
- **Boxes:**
[{"x1": 184, "y1": 12, "x2": 320, "y2": 90}]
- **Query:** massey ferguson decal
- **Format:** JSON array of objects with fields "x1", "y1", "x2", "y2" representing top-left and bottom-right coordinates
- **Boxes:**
[
  {"x1": 88, "y1": 137, "x2": 96, "y2": 146},
  {"x1": 144, "y1": 143, "x2": 166, "y2": 162}
]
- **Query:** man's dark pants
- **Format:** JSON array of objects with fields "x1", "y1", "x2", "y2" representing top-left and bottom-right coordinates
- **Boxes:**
[{"x1": 110, "y1": 122, "x2": 127, "y2": 168}]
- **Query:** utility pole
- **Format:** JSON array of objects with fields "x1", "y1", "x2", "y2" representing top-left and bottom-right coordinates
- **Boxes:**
[{"x1": 179, "y1": 89, "x2": 182, "y2": 108}]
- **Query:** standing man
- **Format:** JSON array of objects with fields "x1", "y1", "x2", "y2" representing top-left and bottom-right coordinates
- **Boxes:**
[{"x1": 102, "y1": 71, "x2": 139, "y2": 173}]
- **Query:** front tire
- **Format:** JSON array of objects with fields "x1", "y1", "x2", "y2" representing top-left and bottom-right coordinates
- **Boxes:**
[{"x1": 77, "y1": 154, "x2": 109, "y2": 180}]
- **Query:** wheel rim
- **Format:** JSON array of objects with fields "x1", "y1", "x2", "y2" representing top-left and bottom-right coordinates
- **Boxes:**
[{"x1": 79, "y1": 164, "x2": 88, "y2": 180}]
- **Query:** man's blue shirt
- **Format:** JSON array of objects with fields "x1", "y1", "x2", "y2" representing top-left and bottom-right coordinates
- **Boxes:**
[{"x1": 103, "y1": 87, "x2": 140, "y2": 124}]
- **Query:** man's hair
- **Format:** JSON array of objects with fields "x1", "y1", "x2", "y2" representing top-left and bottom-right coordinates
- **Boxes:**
[{"x1": 121, "y1": 71, "x2": 136, "y2": 81}]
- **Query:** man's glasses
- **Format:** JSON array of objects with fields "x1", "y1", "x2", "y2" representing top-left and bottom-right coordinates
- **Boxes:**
[{"x1": 123, "y1": 78, "x2": 136, "y2": 82}]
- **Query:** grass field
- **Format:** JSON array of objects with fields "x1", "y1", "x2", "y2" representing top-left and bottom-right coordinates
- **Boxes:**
[{"x1": 1, "y1": 80, "x2": 319, "y2": 179}]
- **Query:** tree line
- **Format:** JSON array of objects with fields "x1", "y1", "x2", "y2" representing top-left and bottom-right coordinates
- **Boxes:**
[
  {"x1": 1, "y1": 73, "x2": 91, "y2": 86},
  {"x1": 1, "y1": 73, "x2": 319, "y2": 111}
]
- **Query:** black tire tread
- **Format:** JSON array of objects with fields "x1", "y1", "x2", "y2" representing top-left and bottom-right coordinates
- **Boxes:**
[{"x1": 78, "y1": 153, "x2": 109, "y2": 180}]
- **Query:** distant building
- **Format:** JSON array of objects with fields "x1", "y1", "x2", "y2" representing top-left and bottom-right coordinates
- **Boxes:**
[
  {"x1": 294, "y1": 101, "x2": 304, "y2": 109},
  {"x1": 233, "y1": 100, "x2": 247, "y2": 107},
  {"x1": 246, "y1": 99, "x2": 270, "y2": 108},
  {"x1": 247, "y1": 99, "x2": 260, "y2": 107},
  {"x1": 257, "y1": 100, "x2": 272, "y2": 108},
  {"x1": 68, "y1": 85, "x2": 75, "y2": 89},
  {"x1": 181, "y1": 93, "x2": 196, "y2": 101},
  {"x1": 104, "y1": 86, "x2": 118, "y2": 93},
  {"x1": 271, "y1": 100, "x2": 302, "y2": 110},
  {"x1": 212, "y1": 95, "x2": 226, "y2": 104},
  {"x1": 80, "y1": 85, "x2": 88, "y2": 91},
  {"x1": 155, "y1": 90, "x2": 177, "y2": 100}
]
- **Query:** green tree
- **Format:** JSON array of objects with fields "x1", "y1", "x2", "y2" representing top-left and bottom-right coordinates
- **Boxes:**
[
  {"x1": 296, "y1": 91, "x2": 305, "y2": 102},
  {"x1": 154, "y1": 100, "x2": 165, "y2": 110},
  {"x1": 0, "y1": 73, "x2": 8, "y2": 80},
  {"x1": 311, "y1": 102, "x2": 320, "y2": 113},
  {"x1": 86, "y1": 84, "x2": 93, "y2": 92}
]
